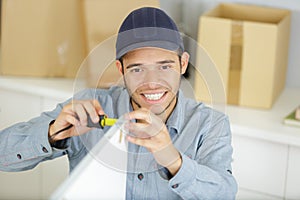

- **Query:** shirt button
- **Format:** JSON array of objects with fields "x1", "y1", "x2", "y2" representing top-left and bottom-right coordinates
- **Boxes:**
[
  {"x1": 42, "y1": 147, "x2": 48, "y2": 153},
  {"x1": 137, "y1": 173, "x2": 144, "y2": 181},
  {"x1": 17, "y1": 154, "x2": 22, "y2": 159},
  {"x1": 172, "y1": 184, "x2": 179, "y2": 189},
  {"x1": 62, "y1": 150, "x2": 69, "y2": 155}
]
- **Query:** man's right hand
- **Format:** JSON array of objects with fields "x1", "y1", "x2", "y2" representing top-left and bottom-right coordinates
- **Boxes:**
[{"x1": 48, "y1": 99, "x2": 105, "y2": 142}]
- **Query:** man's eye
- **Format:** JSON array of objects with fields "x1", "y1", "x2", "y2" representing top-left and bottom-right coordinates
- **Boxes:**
[
  {"x1": 130, "y1": 68, "x2": 143, "y2": 73},
  {"x1": 161, "y1": 65, "x2": 171, "y2": 70}
]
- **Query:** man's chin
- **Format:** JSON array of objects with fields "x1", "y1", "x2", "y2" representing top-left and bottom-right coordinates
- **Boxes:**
[
  {"x1": 134, "y1": 100, "x2": 166, "y2": 114},
  {"x1": 149, "y1": 105, "x2": 168, "y2": 116}
]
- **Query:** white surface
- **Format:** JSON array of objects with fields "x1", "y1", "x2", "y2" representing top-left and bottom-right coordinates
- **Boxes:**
[
  {"x1": 227, "y1": 87, "x2": 300, "y2": 199},
  {"x1": 285, "y1": 146, "x2": 300, "y2": 200},
  {"x1": 232, "y1": 135, "x2": 288, "y2": 197},
  {"x1": 40, "y1": 156, "x2": 69, "y2": 199},
  {"x1": 0, "y1": 77, "x2": 71, "y2": 199},
  {"x1": 226, "y1": 87, "x2": 300, "y2": 147},
  {"x1": 0, "y1": 88, "x2": 41, "y2": 128},
  {"x1": 237, "y1": 188, "x2": 283, "y2": 200},
  {"x1": 0, "y1": 76, "x2": 76, "y2": 100},
  {"x1": 0, "y1": 168, "x2": 41, "y2": 199},
  {"x1": 51, "y1": 120, "x2": 127, "y2": 200}
]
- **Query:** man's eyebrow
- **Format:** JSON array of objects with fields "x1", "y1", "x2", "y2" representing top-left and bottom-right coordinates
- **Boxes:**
[
  {"x1": 126, "y1": 60, "x2": 176, "y2": 69},
  {"x1": 156, "y1": 60, "x2": 175, "y2": 64},
  {"x1": 126, "y1": 63, "x2": 144, "y2": 69}
]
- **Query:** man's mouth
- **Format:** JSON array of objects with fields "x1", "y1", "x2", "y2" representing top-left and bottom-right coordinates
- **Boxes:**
[{"x1": 143, "y1": 92, "x2": 164, "y2": 100}]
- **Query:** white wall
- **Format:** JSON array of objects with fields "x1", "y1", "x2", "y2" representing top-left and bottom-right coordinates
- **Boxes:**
[{"x1": 160, "y1": 0, "x2": 300, "y2": 88}]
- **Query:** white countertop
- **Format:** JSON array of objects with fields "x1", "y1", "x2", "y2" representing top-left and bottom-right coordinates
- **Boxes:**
[
  {"x1": 0, "y1": 76, "x2": 85, "y2": 100},
  {"x1": 226, "y1": 87, "x2": 300, "y2": 147},
  {"x1": 1, "y1": 76, "x2": 299, "y2": 146}
]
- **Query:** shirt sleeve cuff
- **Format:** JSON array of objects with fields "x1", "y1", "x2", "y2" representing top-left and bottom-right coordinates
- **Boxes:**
[
  {"x1": 32, "y1": 119, "x2": 69, "y2": 158},
  {"x1": 168, "y1": 152, "x2": 196, "y2": 191},
  {"x1": 50, "y1": 138, "x2": 71, "y2": 149}
]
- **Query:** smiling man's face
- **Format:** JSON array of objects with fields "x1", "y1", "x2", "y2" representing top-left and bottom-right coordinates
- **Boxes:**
[{"x1": 116, "y1": 47, "x2": 189, "y2": 119}]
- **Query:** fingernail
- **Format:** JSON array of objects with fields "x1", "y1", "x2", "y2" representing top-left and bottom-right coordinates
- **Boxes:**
[{"x1": 93, "y1": 116, "x2": 99, "y2": 122}]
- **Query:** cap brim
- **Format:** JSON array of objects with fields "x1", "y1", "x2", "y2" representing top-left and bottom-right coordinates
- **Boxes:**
[{"x1": 116, "y1": 40, "x2": 180, "y2": 60}]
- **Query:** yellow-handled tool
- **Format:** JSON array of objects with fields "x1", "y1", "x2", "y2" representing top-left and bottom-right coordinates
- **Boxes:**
[{"x1": 99, "y1": 115, "x2": 117, "y2": 128}]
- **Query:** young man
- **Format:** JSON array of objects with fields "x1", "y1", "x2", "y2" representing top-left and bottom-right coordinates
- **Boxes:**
[{"x1": 0, "y1": 7, "x2": 237, "y2": 199}]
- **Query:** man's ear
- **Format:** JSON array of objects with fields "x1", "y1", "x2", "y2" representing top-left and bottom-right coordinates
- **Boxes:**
[
  {"x1": 115, "y1": 60, "x2": 123, "y2": 75},
  {"x1": 180, "y1": 52, "x2": 190, "y2": 75}
]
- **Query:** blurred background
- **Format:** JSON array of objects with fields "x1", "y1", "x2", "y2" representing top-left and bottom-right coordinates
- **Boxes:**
[{"x1": 0, "y1": 0, "x2": 300, "y2": 199}]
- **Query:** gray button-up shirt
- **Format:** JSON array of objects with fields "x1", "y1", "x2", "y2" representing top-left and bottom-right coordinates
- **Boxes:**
[{"x1": 0, "y1": 86, "x2": 237, "y2": 199}]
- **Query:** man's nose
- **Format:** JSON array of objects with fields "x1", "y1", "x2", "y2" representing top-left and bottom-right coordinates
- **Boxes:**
[
  {"x1": 144, "y1": 70, "x2": 160, "y2": 88},
  {"x1": 144, "y1": 69, "x2": 158, "y2": 80},
  {"x1": 147, "y1": 81, "x2": 161, "y2": 89}
]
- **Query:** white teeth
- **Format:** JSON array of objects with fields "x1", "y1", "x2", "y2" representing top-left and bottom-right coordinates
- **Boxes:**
[{"x1": 144, "y1": 93, "x2": 164, "y2": 100}]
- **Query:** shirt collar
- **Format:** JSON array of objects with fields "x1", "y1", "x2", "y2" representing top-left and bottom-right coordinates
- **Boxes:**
[{"x1": 165, "y1": 89, "x2": 185, "y2": 135}]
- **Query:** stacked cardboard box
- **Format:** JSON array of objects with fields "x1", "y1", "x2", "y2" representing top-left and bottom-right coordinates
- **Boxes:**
[
  {"x1": 0, "y1": 0, "x2": 159, "y2": 87},
  {"x1": 195, "y1": 3, "x2": 291, "y2": 109},
  {"x1": 82, "y1": 0, "x2": 159, "y2": 88},
  {"x1": 1, "y1": 0, "x2": 86, "y2": 78}
]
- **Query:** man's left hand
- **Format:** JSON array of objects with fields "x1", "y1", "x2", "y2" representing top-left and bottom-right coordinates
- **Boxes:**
[{"x1": 125, "y1": 108, "x2": 182, "y2": 176}]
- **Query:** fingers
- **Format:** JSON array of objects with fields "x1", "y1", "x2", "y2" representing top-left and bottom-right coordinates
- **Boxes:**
[
  {"x1": 63, "y1": 112, "x2": 80, "y2": 127},
  {"x1": 126, "y1": 135, "x2": 149, "y2": 148},
  {"x1": 92, "y1": 99, "x2": 105, "y2": 116},
  {"x1": 73, "y1": 100, "x2": 104, "y2": 124},
  {"x1": 65, "y1": 99, "x2": 104, "y2": 126},
  {"x1": 83, "y1": 99, "x2": 105, "y2": 123},
  {"x1": 127, "y1": 108, "x2": 153, "y2": 124},
  {"x1": 125, "y1": 122, "x2": 152, "y2": 138},
  {"x1": 124, "y1": 108, "x2": 170, "y2": 148},
  {"x1": 126, "y1": 108, "x2": 165, "y2": 138},
  {"x1": 124, "y1": 108, "x2": 181, "y2": 172},
  {"x1": 49, "y1": 99, "x2": 105, "y2": 141},
  {"x1": 73, "y1": 102, "x2": 88, "y2": 126}
]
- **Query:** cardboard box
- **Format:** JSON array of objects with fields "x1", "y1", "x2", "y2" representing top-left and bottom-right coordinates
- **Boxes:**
[
  {"x1": 1, "y1": 0, "x2": 87, "y2": 78},
  {"x1": 1, "y1": 0, "x2": 159, "y2": 83},
  {"x1": 82, "y1": 0, "x2": 159, "y2": 88},
  {"x1": 195, "y1": 3, "x2": 291, "y2": 109}
]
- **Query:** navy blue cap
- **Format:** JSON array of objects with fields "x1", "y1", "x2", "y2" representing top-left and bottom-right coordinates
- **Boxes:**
[{"x1": 116, "y1": 7, "x2": 184, "y2": 60}]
